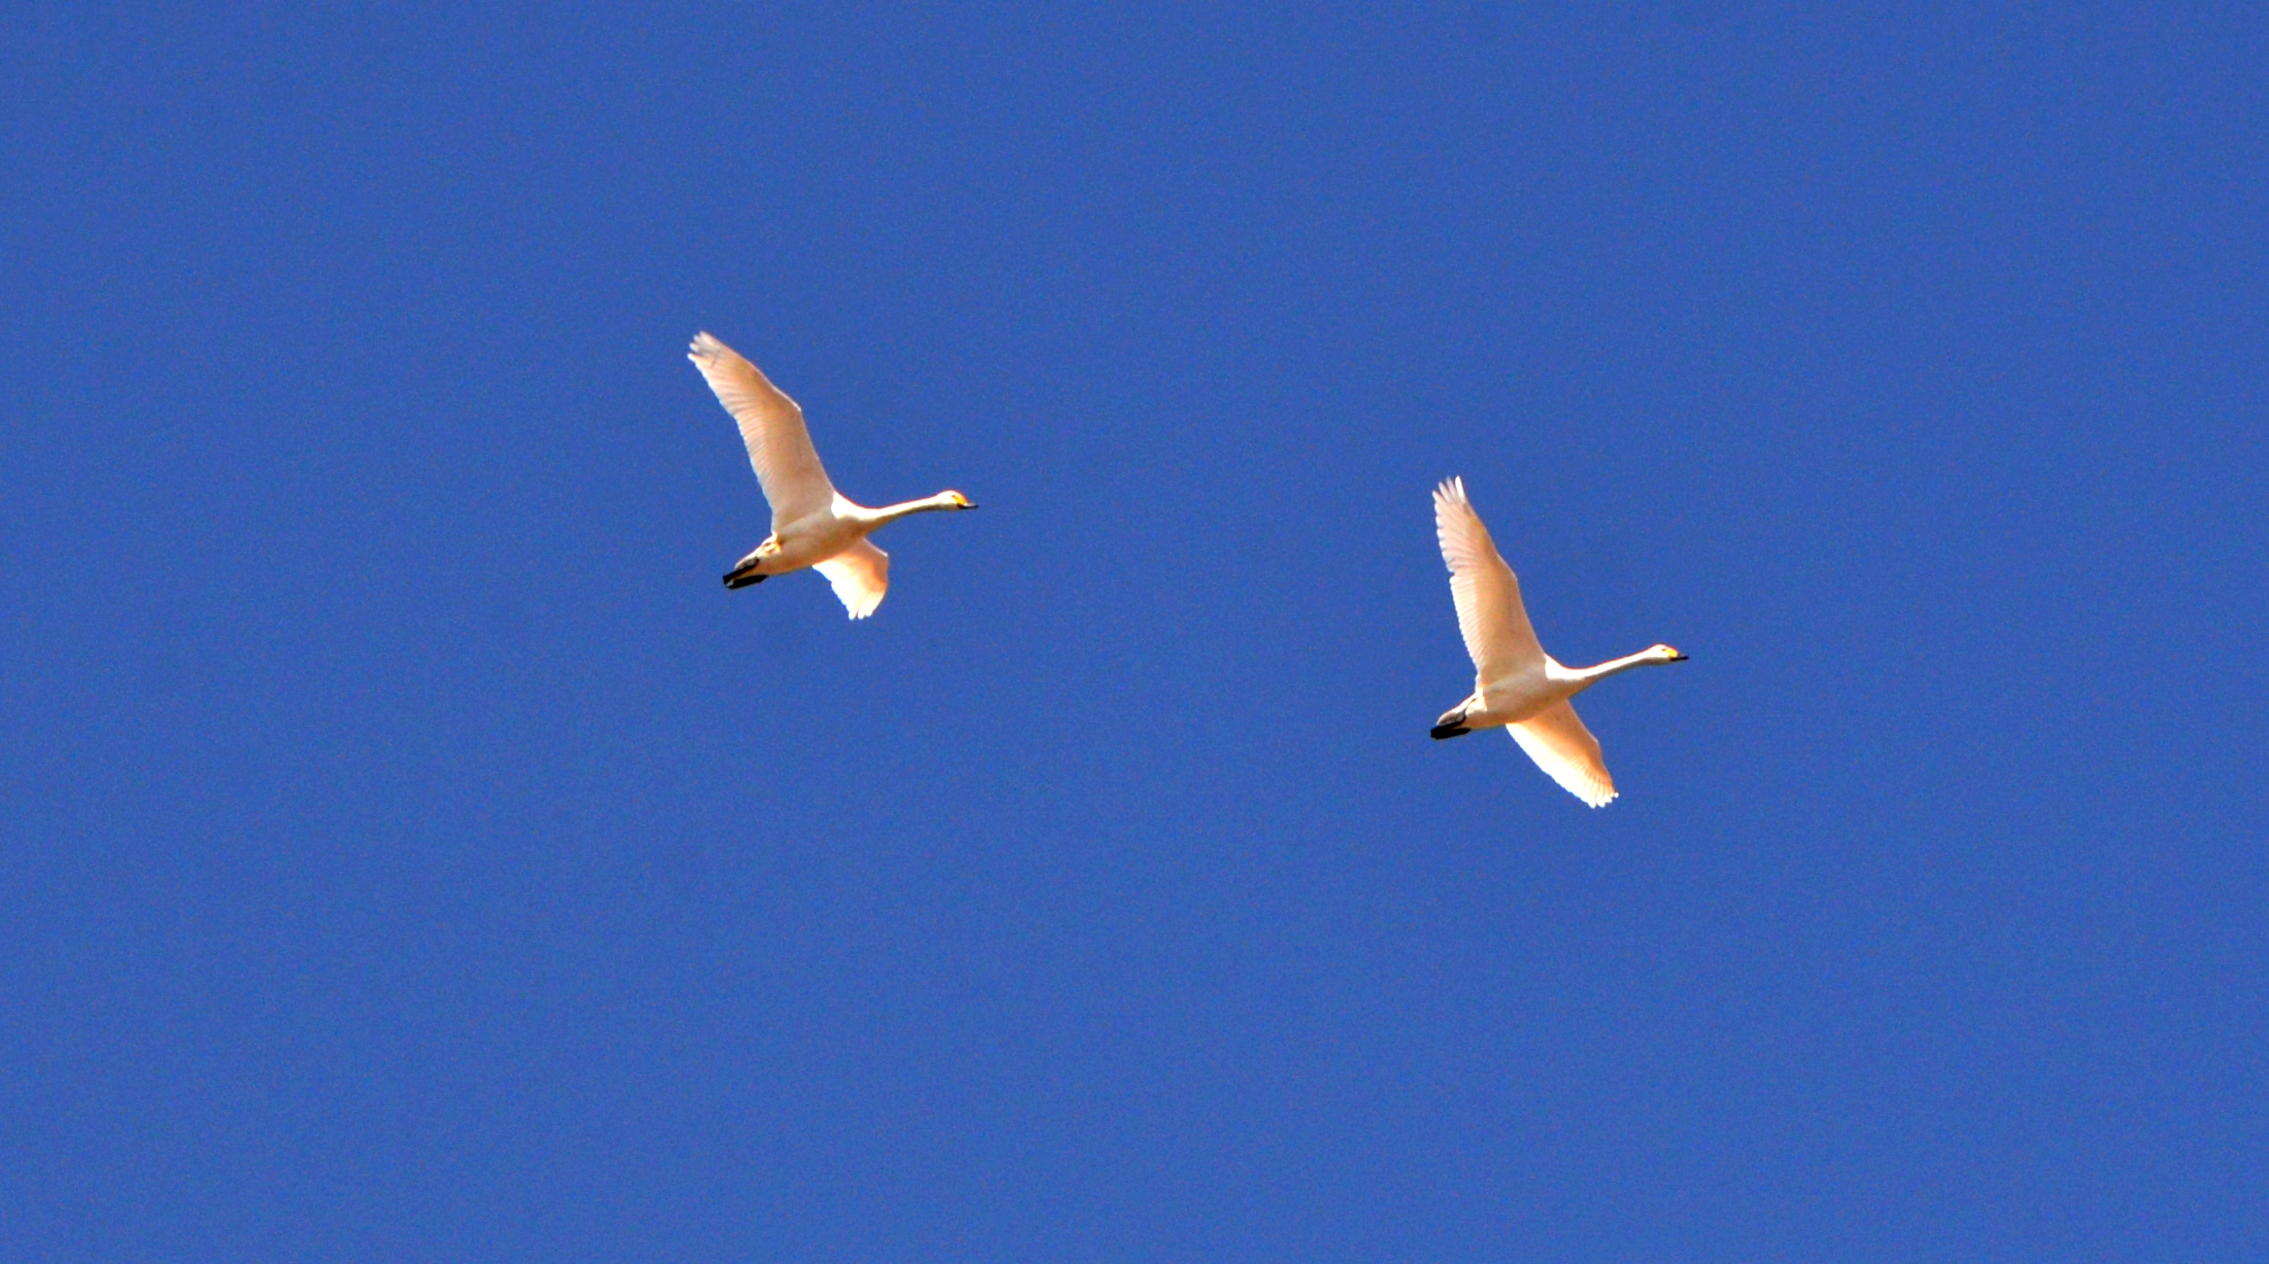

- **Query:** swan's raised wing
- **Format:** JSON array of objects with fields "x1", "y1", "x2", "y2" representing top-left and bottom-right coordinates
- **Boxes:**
[
  {"x1": 812, "y1": 538, "x2": 889, "y2": 620},
  {"x1": 1434, "y1": 477, "x2": 1544, "y2": 682},
  {"x1": 689, "y1": 332, "x2": 837, "y2": 529},
  {"x1": 1510, "y1": 700, "x2": 1617, "y2": 807}
]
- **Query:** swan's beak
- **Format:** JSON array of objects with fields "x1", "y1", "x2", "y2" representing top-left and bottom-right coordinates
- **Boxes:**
[{"x1": 1669, "y1": 652, "x2": 1690, "y2": 662}]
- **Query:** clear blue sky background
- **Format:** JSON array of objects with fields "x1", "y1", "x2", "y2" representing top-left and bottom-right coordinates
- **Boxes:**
[{"x1": 5, "y1": 4, "x2": 2265, "y2": 1260}]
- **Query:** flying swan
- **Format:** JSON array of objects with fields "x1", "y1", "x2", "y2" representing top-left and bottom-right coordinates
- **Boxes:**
[
  {"x1": 1430, "y1": 477, "x2": 1686, "y2": 806},
  {"x1": 688, "y1": 331, "x2": 975, "y2": 618}
]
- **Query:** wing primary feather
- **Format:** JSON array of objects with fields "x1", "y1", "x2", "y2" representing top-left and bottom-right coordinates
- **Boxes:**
[
  {"x1": 688, "y1": 331, "x2": 839, "y2": 529},
  {"x1": 1433, "y1": 476, "x2": 1546, "y2": 681}
]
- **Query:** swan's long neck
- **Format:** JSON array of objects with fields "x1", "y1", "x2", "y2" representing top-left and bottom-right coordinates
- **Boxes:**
[
  {"x1": 864, "y1": 491, "x2": 963, "y2": 526},
  {"x1": 1568, "y1": 648, "x2": 1667, "y2": 686}
]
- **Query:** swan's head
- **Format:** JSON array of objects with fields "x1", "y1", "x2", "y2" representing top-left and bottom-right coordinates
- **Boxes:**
[
  {"x1": 1652, "y1": 644, "x2": 1689, "y2": 663},
  {"x1": 940, "y1": 490, "x2": 977, "y2": 510}
]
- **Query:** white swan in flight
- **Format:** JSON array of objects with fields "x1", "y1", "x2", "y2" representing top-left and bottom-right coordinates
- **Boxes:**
[
  {"x1": 688, "y1": 332, "x2": 976, "y2": 619},
  {"x1": 1430, "y1": 477, "x2": 1686, "y2": 806}
]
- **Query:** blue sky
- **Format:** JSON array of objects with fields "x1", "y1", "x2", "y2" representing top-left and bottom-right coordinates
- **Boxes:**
[{"x1": 5, "y1": 3, "x2": 2265, "y2": 1260}]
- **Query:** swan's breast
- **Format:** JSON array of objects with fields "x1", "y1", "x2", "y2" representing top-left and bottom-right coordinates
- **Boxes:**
[
  {"x1": 770, "y1": 512, "x2": 866, "y2": 571},
  {"x1": 1477, "y1": 668, "x2": 1557, "y2": 724}
]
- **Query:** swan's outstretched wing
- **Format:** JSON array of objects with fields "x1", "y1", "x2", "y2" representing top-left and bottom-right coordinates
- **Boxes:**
[
  {"x1": 812, "y1": 539, "x2": 889, "y2": 620},
  {"x1": 1510, "y1": 700, "x2": 1617, "y2": 807},
  {"x1": 1434, "y1": 477, "x2": 1545, "y2": 682},
  {"x1": 688, "y1": 332, "x2": 838, "y2": 529}
]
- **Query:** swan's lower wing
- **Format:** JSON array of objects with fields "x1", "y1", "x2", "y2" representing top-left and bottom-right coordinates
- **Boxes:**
[
  {"x1": 1509, "y1": 700, "x2": 1617, "y2": 807},
  {"x1": 813, "y1": 538, "x2": 889, "y2": 619}
]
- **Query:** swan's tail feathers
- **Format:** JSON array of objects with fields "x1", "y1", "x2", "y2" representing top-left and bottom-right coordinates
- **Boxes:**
[
  {"x1": 1431, "y1": 696, "x2": 1477, "y2": 740},
  {"x1": 723, "y1": 540, "x2": 775, "y2": 589}
]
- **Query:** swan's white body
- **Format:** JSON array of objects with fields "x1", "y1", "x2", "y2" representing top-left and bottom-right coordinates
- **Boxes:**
[
  {"x1": 1430, "y1": 477, "x2": 1686, "y2": 807},
  {"x1": 688, "y1": 332, "x2": 974, "y2": 618}
]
